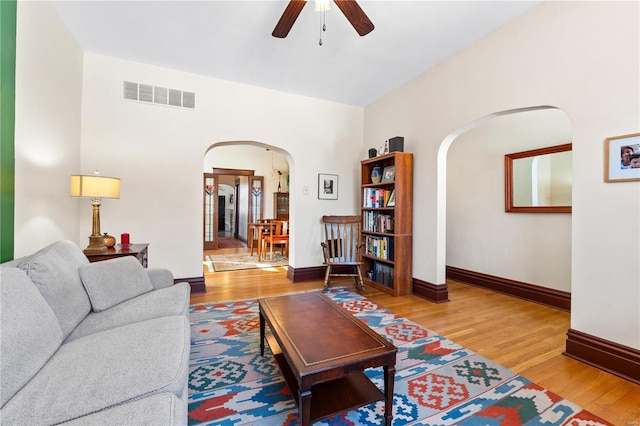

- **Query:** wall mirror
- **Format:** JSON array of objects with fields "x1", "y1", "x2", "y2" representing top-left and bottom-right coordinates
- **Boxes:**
[{"x1": 505, "y1": 143, "x2": 572, "y2": 213}]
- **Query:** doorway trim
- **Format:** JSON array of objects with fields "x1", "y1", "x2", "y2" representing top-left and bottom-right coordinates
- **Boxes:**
[
  {"x1": 212, "y1": 168, "x2": 255, "y2": 175},
  {"x1": 204, "y1": 168, "x2": 262, "y2": 250}
]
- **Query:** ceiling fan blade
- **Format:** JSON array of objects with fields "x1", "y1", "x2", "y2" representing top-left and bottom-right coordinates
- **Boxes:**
[
  {"x1": 334, "y1": 0, "x2": 374, "y2": 36},
  {"x1": 272, "y1": 0, "x2": 308, "y2": 38}
]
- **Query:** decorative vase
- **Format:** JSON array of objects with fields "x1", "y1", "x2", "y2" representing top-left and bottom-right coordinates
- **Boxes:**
[
  {"x1": 371, "y1": 166, "x2": 383, "y2": 183},
  {"x1": 102, "y1": 233, "x2": 116, "y2": 248}
]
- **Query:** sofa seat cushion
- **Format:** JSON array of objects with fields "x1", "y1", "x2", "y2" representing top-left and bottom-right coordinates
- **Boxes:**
[
  {"x1": 13, "y1": 240, "x2": 91, "y2": 338},
  {"x1": 79, "y1": 256, "x2": 154, "y2": 312},
  {"x1": 0, "y1": 316, "x2": 190, "y2": 426},
  {"x1": 65, "y1": 282, "x2": 191, "y2": 342},
  {"x1": 0, "y1": 267, "x2": 64, "y2": 407},
  {"x1": 59, "y1": 393, "x2": 187, "y2": 426}
]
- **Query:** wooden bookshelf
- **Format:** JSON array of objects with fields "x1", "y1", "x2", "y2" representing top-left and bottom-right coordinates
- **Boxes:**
[{"x1": 361, "y1": 152, "x2": 413, "y2": 296}]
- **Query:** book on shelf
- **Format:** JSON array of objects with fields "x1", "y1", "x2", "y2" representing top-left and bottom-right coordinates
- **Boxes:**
[
  {"x1": 370, "y1": 261, "x2": 394, "y2": 288},
  {"x1": 363, "y1": 188, "x2": 396, "y2": 208},
  {"x1": 387, "y1": 189, "x2": 396, "y2": 207},
  {"x1": 365, "y1": 236, "x2": 394, "y2": 261},
  {"x1": 363, "y1": 211, "x2": 394, "y2": 233}
]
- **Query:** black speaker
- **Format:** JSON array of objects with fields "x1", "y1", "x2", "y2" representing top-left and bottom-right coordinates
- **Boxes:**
[
  {"x1": 389, "y1": 136, "x2": 404, "y2": 153},
  {"x1": 368, "y1": 148, "x2": 377, "y2": 158}
]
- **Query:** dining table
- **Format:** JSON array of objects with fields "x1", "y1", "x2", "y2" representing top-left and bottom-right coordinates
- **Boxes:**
[{"x1": 248, "y1": 221, "x2": 274, "y2": 261}]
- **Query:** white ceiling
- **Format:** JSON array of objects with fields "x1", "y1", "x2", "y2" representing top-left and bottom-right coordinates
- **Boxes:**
[{"x1": 51, "y1": 0, "x2": 540, "y2": 107}]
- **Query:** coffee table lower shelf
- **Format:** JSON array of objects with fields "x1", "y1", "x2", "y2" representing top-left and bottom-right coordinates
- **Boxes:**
[{"x1": 265, "y1": 333, "x2": 384, "y2": 423}]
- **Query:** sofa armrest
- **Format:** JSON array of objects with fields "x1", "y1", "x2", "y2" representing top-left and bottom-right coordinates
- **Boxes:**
[{"x1": 146, "y1": 268, "x2": 174, "y2": 290}]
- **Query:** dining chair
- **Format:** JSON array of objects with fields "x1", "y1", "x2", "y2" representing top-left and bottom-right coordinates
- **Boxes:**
[
  {"x1": 249, "y1": 219, "x2": 275, "y2": 257},
  {"x1": 261, "y1": 220, "x2": 289, "y2": 261}
]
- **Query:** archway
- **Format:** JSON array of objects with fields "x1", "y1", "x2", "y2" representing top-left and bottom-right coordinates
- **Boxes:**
[
  {"x1": 437, "y1": 106, "x2": 573, "y2": 295},
  {"x1": 203, "y1": 141, "x2": 294, "y2": 260}
]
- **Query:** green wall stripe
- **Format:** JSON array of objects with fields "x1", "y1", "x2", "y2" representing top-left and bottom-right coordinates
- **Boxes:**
[{"x1": 0, "y1": 0, "x2": 17, "y2": 262}]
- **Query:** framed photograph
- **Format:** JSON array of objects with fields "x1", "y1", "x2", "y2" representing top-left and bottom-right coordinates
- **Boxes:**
[
  {"x1": 318, "y1": 173, "x2": 338, "y2": 200},
  {"x1": 381, "y1": 166, "x2": 395, "y2": 182},
  {"x1": 605, "y1": 133, "x2": 640, "y2": 182}
]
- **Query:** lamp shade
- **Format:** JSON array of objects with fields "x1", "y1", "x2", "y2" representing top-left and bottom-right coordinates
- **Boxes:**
[{"x1": 70, "y1": 175, "x2": 120, "y2": 199}]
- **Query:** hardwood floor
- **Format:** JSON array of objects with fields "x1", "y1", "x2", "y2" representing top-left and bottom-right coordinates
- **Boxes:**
[{"x1": 192, "y1": 248, "x2": 640, "y2": 425}]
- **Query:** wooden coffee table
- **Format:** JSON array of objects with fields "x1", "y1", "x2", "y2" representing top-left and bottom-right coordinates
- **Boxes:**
[{"x1": 259, "y1": 292, "x2": 397, "y2": 425}]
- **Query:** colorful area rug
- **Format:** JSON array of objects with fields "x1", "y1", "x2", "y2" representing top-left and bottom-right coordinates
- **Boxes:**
[
  {"x1": 205, "y1": 252, "x2": 288, "y2": 272},
  {"x1": 188, "y1": 288, "x2": 612, "y2": 425}
]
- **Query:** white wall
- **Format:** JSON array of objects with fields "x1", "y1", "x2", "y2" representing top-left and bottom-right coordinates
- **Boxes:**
[
  {"x1": 447, "y1": 108, "x2": 572, "y2": 292},
  {"x1": 78, "y1": 53, "x2": 364, "y2": 277},
  {"x1": 365, "y1": 1, "x2": 640, "y2": 348},
  {"x1": 14, "y1": 0, "x2": 84, "y2": 256}
]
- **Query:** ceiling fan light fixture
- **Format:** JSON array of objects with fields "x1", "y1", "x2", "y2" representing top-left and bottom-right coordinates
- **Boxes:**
[
  {"x1": 272, "y1": 0, "x2": 373, "y2": 40},
  {"x1": 314, "y1": 0, "x2": 331, "y2": 12}
]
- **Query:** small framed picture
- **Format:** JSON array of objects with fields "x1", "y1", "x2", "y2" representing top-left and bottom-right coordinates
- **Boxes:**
[
  {"x1": 605, "y1": 133, "x2": 640, "y2": 182},
  {"x1": 381, "y1": 166, "x2": 395, "y2": 182},
  {"x1": 318, "y1": 173, "x2": 338, "y2": 200}
]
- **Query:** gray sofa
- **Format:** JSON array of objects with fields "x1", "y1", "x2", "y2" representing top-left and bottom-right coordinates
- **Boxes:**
[{"x1": 0, "y1": 240, "x2": 191, "y2": 425}]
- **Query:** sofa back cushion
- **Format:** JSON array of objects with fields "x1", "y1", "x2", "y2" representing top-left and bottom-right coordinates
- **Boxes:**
[
  {"x1": 0, "y1": 267, "x2": 64, "y2": 406},
  {"x1": 78, "y1": 256, "x2": 153, "y2": 312},
  {"x1": 15, "y1": 240, "x2": 91, "y2": 338}
]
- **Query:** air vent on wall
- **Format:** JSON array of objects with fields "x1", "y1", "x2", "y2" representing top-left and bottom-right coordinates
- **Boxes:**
[
  {"x1": 139, "y1": 84, "x2": 153, "y2": 103},
  {"x1": 169, "y1": 88, "x2": 182, "y2": 107},
  {"x1": 154, "y1": 86, "x2": 167, "y2": 105},
  {"x1": 183, "y1": 91, "x2": 196, "y2": 109},
  {"x1": 122, "y1": 81, "x2": 195, "y2": 109}
]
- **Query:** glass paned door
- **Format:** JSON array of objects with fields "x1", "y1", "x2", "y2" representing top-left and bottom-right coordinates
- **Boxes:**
[
  {"x1": 204, "y1": 174, "x2": 217, "y2": 250},
  {"x1": 249, "y1": 177, "x2": 264, "y2": 224},
  {"x1": 248, "y1": 176, "x2": 264, "y2": 250},
  {"x1": 204, "y1": 172, "x2": 263, "y2": 251}
]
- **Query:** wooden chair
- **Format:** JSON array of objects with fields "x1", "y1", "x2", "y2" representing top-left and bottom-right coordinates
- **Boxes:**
[
  {"x1": 250, "y1": 219, "x2": 275, "y2": 257},
  {"x1": 261, "y1": 220, "x2": 289, "y2": 261},
  {"x1": 321, "y1": 215, "x2": 365, "y2": 292}
]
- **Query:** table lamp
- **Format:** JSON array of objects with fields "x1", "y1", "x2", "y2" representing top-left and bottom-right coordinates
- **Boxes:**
[{"x1": 70, "y1": 173, "x2": 120, "y2": 254}]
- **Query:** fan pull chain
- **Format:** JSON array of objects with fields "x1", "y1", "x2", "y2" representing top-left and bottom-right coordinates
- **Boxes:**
[{"x1": 319, "y1": 8, "x2": 326, "y2": 46}]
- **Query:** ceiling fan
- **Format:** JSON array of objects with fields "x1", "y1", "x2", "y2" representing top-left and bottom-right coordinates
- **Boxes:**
[{"x1": 272, "y1": 0, "x2": 374, "y2": 39}]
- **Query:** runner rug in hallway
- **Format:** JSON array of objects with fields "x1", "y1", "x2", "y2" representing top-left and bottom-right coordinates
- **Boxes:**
[
  {"x1": 217, "y1": 237, "x2": 246, "y2": 249},
  {"x1": 188, "y1": 287, "x2": 612, "y2": 425}
]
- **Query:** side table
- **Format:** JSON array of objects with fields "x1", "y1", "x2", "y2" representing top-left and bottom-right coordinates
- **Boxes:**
[{"x1": 85, "y1": 243, "x2": 149, "y2": 268}]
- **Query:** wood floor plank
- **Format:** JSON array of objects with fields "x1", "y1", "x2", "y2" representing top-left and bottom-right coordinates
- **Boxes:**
[{"x1": 190, "y1": 250, "x2": 640, "y2": 425}]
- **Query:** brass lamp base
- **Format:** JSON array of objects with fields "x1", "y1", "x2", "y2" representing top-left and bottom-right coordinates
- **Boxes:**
[
  {"x1": 83, "y1": 201, "x2": 107, "y2": 254},
  {"x1": 83, "y1": 234, "x2": 107, "y2": 254}
]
